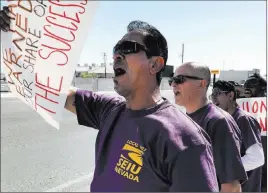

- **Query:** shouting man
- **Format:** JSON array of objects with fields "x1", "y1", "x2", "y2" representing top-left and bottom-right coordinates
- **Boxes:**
[
  {"x1": 170, "y1": 62, "x2": 248, "y2": 192},
  {"x1": 0, "y1": 7, "x2": 219, "y2": 192}
]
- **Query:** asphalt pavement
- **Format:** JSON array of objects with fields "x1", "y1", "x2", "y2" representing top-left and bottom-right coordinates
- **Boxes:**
[{"x1": 1, "y1": 94, "x2": 98, "y2": 192}]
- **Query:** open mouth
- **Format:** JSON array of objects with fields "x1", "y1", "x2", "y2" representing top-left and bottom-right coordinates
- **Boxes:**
[
  {"x1": 114, "y1": 68, "x2": 126, "y2": 77},
  {"x1": 244, "y1": 89, "x2": 252, "y2": 95}
]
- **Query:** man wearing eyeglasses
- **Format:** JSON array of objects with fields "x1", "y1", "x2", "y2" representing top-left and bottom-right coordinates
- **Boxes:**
[
  {"x1": 1, "y1": 8, "x2": 219, "y2": 192},
  {"x1": 170, "y1": 62, "x2": 248, "y2": 192},
  {"x1": 211, "y1": 80, "x2": 264, "y2": 192}
]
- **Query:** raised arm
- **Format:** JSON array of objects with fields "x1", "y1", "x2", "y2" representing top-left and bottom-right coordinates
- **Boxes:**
[{"x1": 65, "y1": 87, "x2": 78, "y2": 115}]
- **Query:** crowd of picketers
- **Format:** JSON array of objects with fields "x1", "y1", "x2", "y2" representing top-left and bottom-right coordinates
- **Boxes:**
[
  {"x1": 0, "y1": 5, "x2": 267, "y2": 192},
  {"x1": 214, "y1": 73, "x2": 267, "y2": 192}
]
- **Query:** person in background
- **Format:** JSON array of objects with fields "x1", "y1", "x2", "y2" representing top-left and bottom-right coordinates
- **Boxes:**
[
  {"x1": 212, "y1": 80, "x2": 264, "y2": 192},
  {"x1": 170, "y1": 62, "x2": 248, "y2": 192},
  {"x1": 244, "y1": 73, "x2": 267, "y2": 98},
  {"x1": 244, "y1": 73, "x2": 267, "y2": 192},
  {"x1": 0, "y1": 7, "x2": 219, "y2": 192}
]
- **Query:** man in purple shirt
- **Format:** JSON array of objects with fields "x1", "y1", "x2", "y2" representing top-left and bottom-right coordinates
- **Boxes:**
[
  {"x1": 211, "y1": 80, "x2": 264, "y2": 192},
  {"x1": 0, "y1": 9, "x2": 219, "y2": 191},
  {"x1": 244, "y1": 73, "x2": 267, "y2": 192},
  {"x1": 170, "y1": 62, "x2": 248, "y2": 192}
]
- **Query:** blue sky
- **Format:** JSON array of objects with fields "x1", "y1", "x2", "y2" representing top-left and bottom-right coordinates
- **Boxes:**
[
  {"x1": 79, "y1": 1, "x2": 266, "y2": 74},
  {"x1": 1, "y1": 1, "x2": 266, "y2": 74}
]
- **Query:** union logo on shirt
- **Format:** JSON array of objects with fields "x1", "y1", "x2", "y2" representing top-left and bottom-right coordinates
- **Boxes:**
[{"x1": 114, "y1": 140, "x2": 147, "y2": 183}]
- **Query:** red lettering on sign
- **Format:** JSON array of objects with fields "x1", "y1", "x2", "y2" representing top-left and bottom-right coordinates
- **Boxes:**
[
  {"x1": 38, "y1": 1, "x2": 87, "y2": 67},
  {"x1": 44, "y1": 24, "x2": 76, "y2": 42},
  {"x1": 240, "y1": 100, "x2": 266, "y2": 115},
  {"x1": 252, "y1": 101, "x2": 258, "y2": 113},
  {"x1": 48, "y1": 0, "x2": 85, "y2": 18},
  {"x1": 239, "y1": 99, "x2": 267, "y2": 136},
  {"x1": 38, "y1": 49, "x2": 68, "y2": 66},
  {"x1": 260, "y1": 101, "x2": 267, "y2": 113},
  {"x1": 259, "y1": 117, "x2": 267, "y2": 132},
  {"x1": 81, "y1": 0, "x2": 88, "y2": 6},
  {"x1": 34, "y1": 73, "x2": 63, "y2": 114},
  {"x1": 46, "y1": 16, "x2": 78, "y2": 31},
  {"x1": 242, "y1": 101, "x2": 249, "y2": 112}
]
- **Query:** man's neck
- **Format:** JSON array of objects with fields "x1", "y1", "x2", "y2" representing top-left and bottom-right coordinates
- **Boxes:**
[
  {"x1": 227, "y1": 102, "x2": 237, "y2": 115},
  {"x1": 125, "y1": 87, "x2": 162, "y2": 110},
  {"x1": 185, "y1": 95, "x2": 209, "y2": 114}
]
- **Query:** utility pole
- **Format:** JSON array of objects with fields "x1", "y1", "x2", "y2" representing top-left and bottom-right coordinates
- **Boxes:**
[
  {"x1": 179, "y1": 43, "x2": 184, "y2": 64},
  {"x1": 103, "y1": 53, "x2": 107, "y2": 78},
  {"x1": 181, "y1": 43, "x2": 184, "y2": 63}
]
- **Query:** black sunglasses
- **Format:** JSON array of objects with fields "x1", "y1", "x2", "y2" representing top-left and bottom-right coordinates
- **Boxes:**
[
  {"x1": 169, "y1": 75, "x2": 203, "y2": 86},
  {"x1": 113, "y1": 41, "x2": 149, "y2": 56}
]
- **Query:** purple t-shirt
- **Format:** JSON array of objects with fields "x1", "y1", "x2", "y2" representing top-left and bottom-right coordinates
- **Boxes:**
[
  {"x1": 187, "y1": 103, "x2": 248, "y2": 186},
  {"x1": 232, "y1": 107, "x2": 262, "y2": 192},
  {"x1": 75, "y1": 90, "x2": 219, "y2": 192}
]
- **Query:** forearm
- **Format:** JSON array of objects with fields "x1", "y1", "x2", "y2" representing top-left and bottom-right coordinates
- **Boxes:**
[
  {"x1": 221, "y1": 181, "x2": 241, "y2": 192},
  {"x1": 64, "y1": 86, "x2": 78, "y2": 114}
]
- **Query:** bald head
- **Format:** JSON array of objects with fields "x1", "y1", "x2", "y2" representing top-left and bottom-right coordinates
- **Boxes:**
[{"x1": 176, "y1": 62, "x2": 211, "y2": 88}]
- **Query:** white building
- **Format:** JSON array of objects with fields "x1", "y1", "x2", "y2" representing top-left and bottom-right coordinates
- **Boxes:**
[{"x1": 219, "y1": 69, "x2": 260, "y2": 84}]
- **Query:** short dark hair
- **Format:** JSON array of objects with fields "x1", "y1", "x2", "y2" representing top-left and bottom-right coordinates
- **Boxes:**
[
  {"x1": 246, "y1": 73, "x2": 267, "y2": 87},
  {"x1": 127, "y1": 20, "x2": 168, "y2": 86},
  {"x1": 213, "y1": 80, "x2": 237, "y2": 100},
  {"x1": 245, "y1": 73, "x2": 267, "y2": 96}
]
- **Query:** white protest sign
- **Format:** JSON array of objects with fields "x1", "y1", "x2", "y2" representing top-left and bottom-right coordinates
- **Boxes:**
[
  {"x1": 237, "y1": 97, "x2": 267, "y2": 136},
  {"x1": 1, "y1": 0, "x2": 99, "y2": 129}
]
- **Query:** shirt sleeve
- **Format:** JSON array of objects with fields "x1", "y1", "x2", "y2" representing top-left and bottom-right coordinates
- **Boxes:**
[
  {"x1": 241, "y1": 143, "x2": 265, "y2": 171},
  {"x1": 75, "y1": 89, "x2": 123, "y2": 129},
  {"x1": 168, "y1": 145, "x2": 219, "y2": 192},
  {"x1": 209, "y1": 118, "x2": 248, "y2": 184},
  {"x1": 237, "y1": 115, "x2": 262, "y2": 150}
]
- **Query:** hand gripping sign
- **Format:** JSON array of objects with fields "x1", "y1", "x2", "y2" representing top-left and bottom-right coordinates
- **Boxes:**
[
  {"x1": 1, "y1": 0, "x2": 99, "y2": 129},
  {"x1": 237, "y1": 97, "x2": 267, "y2": 136}
]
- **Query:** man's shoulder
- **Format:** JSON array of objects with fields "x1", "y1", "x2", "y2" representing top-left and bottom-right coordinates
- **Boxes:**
[
  {"x1": 76, "y1": 89, "x2": 125, "y2": 105},
  {"x1": 206, "y1": 104, "x2": 235, "y2": 124},
  {"x1": 235, "y1": 108, "x2": 256, "y2": 121},
  {"x1": 144, "y1": 104, "x2": 210, "y2": 148}
]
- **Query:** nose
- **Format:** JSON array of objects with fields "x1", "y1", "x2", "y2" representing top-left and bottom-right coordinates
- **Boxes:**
[
  {"x1": 113, "y1": 52, "x2": 124, "y2": 61},
  {"x1": 170, "y1": 80, "x2": 177, "y2": 87}
]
